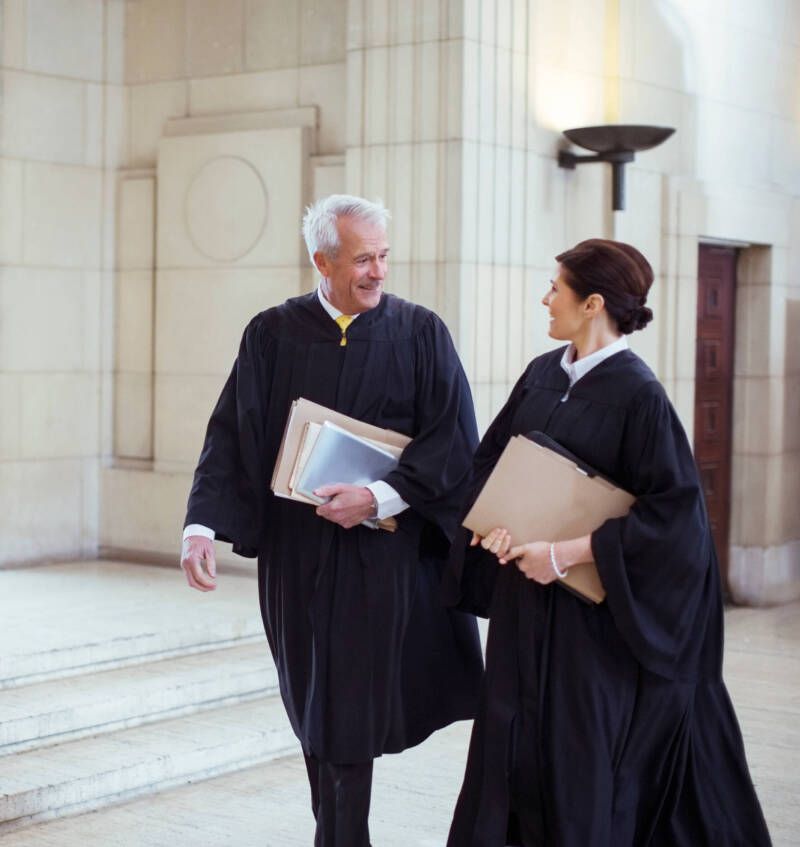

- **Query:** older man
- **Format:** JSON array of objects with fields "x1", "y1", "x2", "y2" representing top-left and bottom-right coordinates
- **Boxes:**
[{"x1": 180, "y1": 195, "x2": 482, "y2": 846}]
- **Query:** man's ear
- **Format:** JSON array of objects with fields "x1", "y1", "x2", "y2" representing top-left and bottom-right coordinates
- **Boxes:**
[
  {"x1": 313, "y1": 251, "x2": 331, "y2": 277},
  {"x1": 584, "y1": 292, "x2": 605, "y2": 317}
]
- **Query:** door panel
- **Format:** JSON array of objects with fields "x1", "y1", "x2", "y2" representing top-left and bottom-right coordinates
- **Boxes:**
[{"x1": 694, "y1": 245, "x2": 736, "y2": 591}]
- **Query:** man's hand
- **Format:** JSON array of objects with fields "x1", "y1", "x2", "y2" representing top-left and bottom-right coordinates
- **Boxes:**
[
  {"x1": 314, "y1": 484, "x2": 376, "y2": 529},
  {"x1": 180, "y1": 535, "x2": 217, "y2": 591}
]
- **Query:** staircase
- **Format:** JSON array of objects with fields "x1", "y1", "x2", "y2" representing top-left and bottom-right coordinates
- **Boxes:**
[{"x1": 0, "y1": 560, "x2": 299, "y2": 835}]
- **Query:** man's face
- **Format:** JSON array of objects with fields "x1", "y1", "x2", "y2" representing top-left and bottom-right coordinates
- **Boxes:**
[{"x1": 315, "y1": 216, "x2": 389, "y2": 315}]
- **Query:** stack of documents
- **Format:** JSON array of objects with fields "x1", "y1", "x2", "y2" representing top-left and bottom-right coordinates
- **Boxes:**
[
  {"x1": 463, "y1": 432, "x2": 635, "y2": 603},
  {"x1": 271, "y1": 398, "x2": 411, "y2": 531}
]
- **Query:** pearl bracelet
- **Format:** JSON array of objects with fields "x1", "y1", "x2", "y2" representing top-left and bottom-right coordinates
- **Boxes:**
[{"x1": 549, "y1": 542, "x2": 567, "y2": 579}]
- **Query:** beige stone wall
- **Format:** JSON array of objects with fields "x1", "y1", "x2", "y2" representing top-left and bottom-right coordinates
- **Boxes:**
[
  {"x1": 348, "y1": 0, "x2": 549, "y2": 429},
  {"x1": 602, "y1": 0, "x2": 800, "y2": 602},
  {"x1": 344, "y1": 0, "x2": 621, "y2": 430},
  {"x1": 2, "y1": 0, "x2": 798, "y2": 600},
  {"x1": 152, "y1": 118, "x2": 312, "y2": 472},
  {"x1": 100, "y1": 0, "x2": 349, "y2": 560},
  {"x1": 114, "y1": 0, "x2": 349, "y2": 470},
  {"x1": 122, "y1": 0, "x2": 347, "y2": 168},
  {"x1": 347, "y1": 0, "x2": 800, "y2": 601},
  {"x1": 729, "y1": 239, "x2": 800, "y2": 603},
  {"x1": 0, "y1": 0, "x2": 125, "y2": 564}
]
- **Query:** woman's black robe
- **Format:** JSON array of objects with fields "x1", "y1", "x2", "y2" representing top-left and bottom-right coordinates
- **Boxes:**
[
  {"x1": 444, "y1": 347, "x2": 771, "y2": 846},
  {"x1": 185, "y1": 292, "x2": 484, "y2": 764}
]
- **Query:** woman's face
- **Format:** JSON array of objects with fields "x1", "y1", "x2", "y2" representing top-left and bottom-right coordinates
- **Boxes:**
[{"x1": 541, "y1": 267, "x2": 586, "y2": 341}]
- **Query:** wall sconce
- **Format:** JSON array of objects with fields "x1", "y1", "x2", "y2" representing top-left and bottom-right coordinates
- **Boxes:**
[{"x1": 557, "y1": 124, "x2": 675, "y2": 211}]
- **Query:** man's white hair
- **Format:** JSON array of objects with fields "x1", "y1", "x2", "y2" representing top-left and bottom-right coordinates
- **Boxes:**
[{"x1": 302, "y1": 194, "x2": 390, "y2": 264}]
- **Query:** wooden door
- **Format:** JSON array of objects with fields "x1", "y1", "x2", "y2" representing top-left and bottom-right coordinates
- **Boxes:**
[{"x1": 694, "y1": 245, "x2": 737, "y2": 591}]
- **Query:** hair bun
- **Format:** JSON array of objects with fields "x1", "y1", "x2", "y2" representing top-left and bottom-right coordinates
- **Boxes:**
[
  {"x1": 634, "y1": 305, "x2": 653, "y2": 331},
  {"x1": 617, "y1": 305, "x2": 653, "y2": 334}
]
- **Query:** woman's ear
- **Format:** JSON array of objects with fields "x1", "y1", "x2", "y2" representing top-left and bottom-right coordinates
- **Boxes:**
[{"x1": 584, "y1": 292, "x2": 605, "y2": 317}]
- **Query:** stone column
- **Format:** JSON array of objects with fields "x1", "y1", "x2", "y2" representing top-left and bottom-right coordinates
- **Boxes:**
[
  {"x1": 344, "y1": 0, "x2": 618, "y2": 430},
  {"x1": 0, "y1": 0, "x2": 125, "y2": 564},
  {"x1": 730, "y1": 242, "x2": 800, "y2": 603}
]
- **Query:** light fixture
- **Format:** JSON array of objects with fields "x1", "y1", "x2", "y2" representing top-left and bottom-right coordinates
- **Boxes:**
[{"x1": 557, "y1": 124, "x2": 675, "y2": 211}]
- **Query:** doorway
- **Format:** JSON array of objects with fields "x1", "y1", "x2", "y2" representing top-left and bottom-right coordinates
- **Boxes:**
[{"x1": 694, "y1": 245, "x2": 737, "y2": 591}]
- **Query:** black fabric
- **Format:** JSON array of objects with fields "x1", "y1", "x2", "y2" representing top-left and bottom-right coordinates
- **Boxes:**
[
  {"x1": 445, "y1": 347, "x2": 771, "y2": 847},
  {"x1": 186, "y1": 292, "x2": 483, "y2": 763},
  {"x1": 304, "y1": 754, "x2": 374, "y2": 847}
]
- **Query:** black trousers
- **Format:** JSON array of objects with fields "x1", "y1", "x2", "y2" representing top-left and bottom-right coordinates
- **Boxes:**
[{"x1": 303, "y1": 753, "x2": 374, "y2": 847}]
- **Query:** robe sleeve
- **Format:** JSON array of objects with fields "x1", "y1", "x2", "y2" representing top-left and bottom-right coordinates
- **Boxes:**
[
  {"x1": 441, "y1": 361, "x2": 535, "y2": 615},
  {"x1": 184, "y1": 316, "x2": 273, "y2": 557},
  {"x1": 591, "y1": 381, "x2": 724, "y2": 682},
  {"x1": 467, "y1": 360, "x2": 535, "y2": 499},
  {"x1": 381, "y1": 313, "x2": 479, "y2": 543}
]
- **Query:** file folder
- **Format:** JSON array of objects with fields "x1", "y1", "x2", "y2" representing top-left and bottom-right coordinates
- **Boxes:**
[
  {"x1": 295, "y1": 421, "x2": 400, "y2": 503},
  {"x1": 271, "y1": 398, "x2": 411, "y2": 531},
  {"x1": 462, "y1": 432, "x2": 635, "y2": 603}
]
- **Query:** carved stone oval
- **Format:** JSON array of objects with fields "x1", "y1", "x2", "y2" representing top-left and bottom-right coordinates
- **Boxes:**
[{"x1": 184, "y1": 156, "x2": 267, "y2": 262}]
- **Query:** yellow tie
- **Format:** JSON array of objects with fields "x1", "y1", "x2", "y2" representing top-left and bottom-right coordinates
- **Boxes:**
[{"x1": 335, "y1": 314, "x2": 354, "y2": 346}]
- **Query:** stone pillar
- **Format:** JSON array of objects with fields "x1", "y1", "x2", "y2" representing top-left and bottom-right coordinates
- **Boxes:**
[
  {"x1": 729, "y1": 243, "x2": 800, "y2": 603},
  {"x1": 344, "y1": 0, "x2": 467, "y2": 336},
  {"x1": 0, "y1": 0, "x2": 125, "y2": 564},
  {"x1": 115, "y1": 176, "x2": 156, "y2": 461},
  {"x1": 344, "y1": 0, "x2": 617, "y2": 430}
]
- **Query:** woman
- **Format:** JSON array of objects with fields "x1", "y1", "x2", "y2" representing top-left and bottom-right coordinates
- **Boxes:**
[{"x1": 445, "y1": 239, "x2": 771, "y2": 846}]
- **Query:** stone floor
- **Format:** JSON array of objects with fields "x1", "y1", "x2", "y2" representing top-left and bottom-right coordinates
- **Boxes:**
[
  {"x1": 1, "y1": 721, "x2": 472, "y2": 847},
  {"x1": 1, "y1": 561, "x2": 798, "y2": 846}
]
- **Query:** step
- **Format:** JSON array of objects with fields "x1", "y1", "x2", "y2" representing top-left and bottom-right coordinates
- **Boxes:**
[
  {"x1": 0, "y1": 721, "x2": 475, "y2": 847},
  {"x1": 1, "y1": 561, "x2": 263, "y2": 687},
  {"x1": 0, "y1": 697, "x2": 300, "y2": 833},
  {"x1": 0, "y1": 642, "x2": 279, "y2": 754}
]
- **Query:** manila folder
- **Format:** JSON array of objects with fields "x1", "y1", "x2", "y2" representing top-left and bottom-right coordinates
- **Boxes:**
[
  {"x1": 271, "y1": 397, "x2": 411, "y2": 499},
  {"x1": 462, "y1": 434, "x2": 635, "y2": 604}
]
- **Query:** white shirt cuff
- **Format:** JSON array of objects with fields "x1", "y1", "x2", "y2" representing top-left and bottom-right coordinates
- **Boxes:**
[
  {"x1": 365, "y1": 480, "x2": 409, "y2": 520},
  {"x1": 183, "y1": 524, "x2": 215, "y2": 542},
  {"x1": 182, "y1": 485, "x2": 407, "y2": 539}
]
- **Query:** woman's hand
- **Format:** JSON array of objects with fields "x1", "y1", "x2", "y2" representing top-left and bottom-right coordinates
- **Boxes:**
[
  {"x1": 470, "y1": 528, "x2": 514, "y2": 563},
  {"x1": 505, "y1": 541, "x2": 560, "y2": 583},
  {"x1": 471, "y1": 532, "x2": 593, "y2": 584},
  {"x1": 506, "y1": 535, "x2": 593, "y2": 584}
]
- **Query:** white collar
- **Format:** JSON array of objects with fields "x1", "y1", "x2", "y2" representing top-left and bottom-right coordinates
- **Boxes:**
[
  {"x1": 316, "y1": 285, "x2": 359, "y2": 322},
  {"x1": 560, "y1": 335, "x2": 628, "y2": 387}
]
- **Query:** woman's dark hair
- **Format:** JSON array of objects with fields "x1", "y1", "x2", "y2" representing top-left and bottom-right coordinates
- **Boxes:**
[{"x1": 555, "y1": 239, "x2": 654, "y2": 334}]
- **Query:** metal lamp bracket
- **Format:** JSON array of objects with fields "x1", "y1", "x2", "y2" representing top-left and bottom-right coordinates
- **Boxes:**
[
  {"x1": 557, "y1": 149, "x2": 636, "y2": 211},
  {"x1": 556, "y1": 125, "x2": 675, "y2": 212}
]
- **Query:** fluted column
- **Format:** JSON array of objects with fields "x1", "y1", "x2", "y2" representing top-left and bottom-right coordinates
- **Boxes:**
[{"x1": 344, "y1": 0, "x2": 605, "y2": 429}]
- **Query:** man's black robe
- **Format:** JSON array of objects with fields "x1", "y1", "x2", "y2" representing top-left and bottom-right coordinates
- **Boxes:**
[
  {"x1": 185, "y1": 292, "x2": 483, "y2": 763},
  {"x1": 444, "y1": 347, "x2": 771, "y2": 846}
]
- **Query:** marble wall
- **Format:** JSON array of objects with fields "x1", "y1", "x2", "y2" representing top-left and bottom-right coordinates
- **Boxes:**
[{"x1": 1, "y1": 0, "x2": 798, "y2": 601}]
